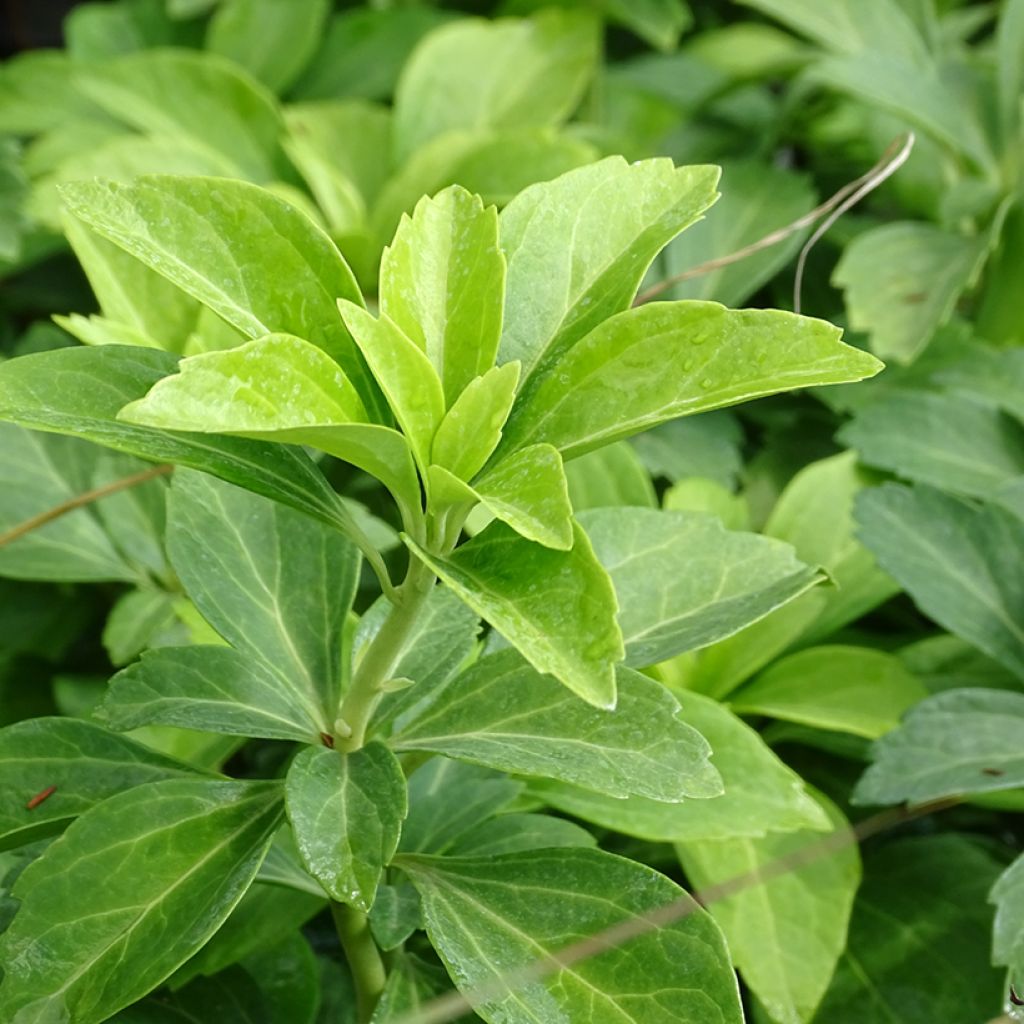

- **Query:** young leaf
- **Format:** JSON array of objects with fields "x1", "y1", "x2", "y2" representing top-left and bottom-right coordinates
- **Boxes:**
[
  {"x1": 499, "y1": 156, "x2": 720, "y2": 381},
  {"x1": 580, "y1": 507, "x2": 822, "y2": 668},
  {"x1": 399, "y1": 848, "x2": 744, "y2": 1024},
  {"x1": 677, "y1": 792, "x2": 860, "y2": 1024},
  {"x1": 99, "y1": 646, "x2": 327, "y2": 743},
  {"x1": 285, "y1": 743, "x2": 407, "y2": 911},
  {"x1": 392, "y1": 10, "x2": 598, "y2": 161},
  {"x1": 380, "y1": 186, "x2": 506, "y2": 405},
  {"x1": 390, "y1": 649, "x2": 721, "y2": 800},
  {"x1": 405, "y1": 521, "x2": 623, "y2": 709},
  {"x1": 732, "y1": 646, "x2": 928, "y2": 739},
  {"x1": 0, "y1": 346, "x2": 360, "y2": 540},
  {"x1": 499, "y1": 301, "x2": 882, "y2": 460},
  {"x1": 167, "y1": 471, "x2": 358, "y2": 728},
  {"x1": 0, "y1": 779, "x2": 283, "y2": 1024},
  {"x1": 532, "y1": 691, "x2": 829, "y2": 840},
  {"x1": 58, "y1": 175, "x2": 385, "y2": 419},
  {"x1": 0, "y1": 717, "x2": 197, "y2": 851},
  {"x1": 991, "y1": 853, "x2": 1024, "y2": 982},
  {"x1": 856, "y1": 483, "x2": 1024, "y2": 680},
  {"x1": 853, "y1": 689, "x2": 1024, "y2": 805}
]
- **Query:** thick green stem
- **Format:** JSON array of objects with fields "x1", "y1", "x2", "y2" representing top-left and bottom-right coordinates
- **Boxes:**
[{"x1": 331, "y1": 901, "x2": 388, "y2": 1022}]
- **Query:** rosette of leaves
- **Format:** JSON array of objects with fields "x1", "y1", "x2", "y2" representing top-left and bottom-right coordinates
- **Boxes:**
[{"x1": 0, "y1": 157, "x2": 881, "y2": 1024}]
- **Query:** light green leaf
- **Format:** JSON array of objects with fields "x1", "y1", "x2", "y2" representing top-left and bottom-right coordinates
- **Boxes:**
[
  {"x1": 854, "y1": 689, "x2": 1024, "y2": 805},
  {"x1": 286, "y1": 743, "x2": 407, "y2": 911},
  {"x1": 0, "y1": 779, "x2": 283, "y2": 1024},
  {"x1": 58, "y1": 176, "x2": 383, "y2": 418},
  {"x1": 450, "y1": 813, "x2": 596, "y2": 857},
  {"x1": 390, "y1": 648, "x2": 720, "y2": 800},
  {"x1": 814, "y1": 835, "x2": 1004, "y2": 1023},
  {"x1": 400, "y1": 847, "x2": 744, "y2": 1024},
  {"x1": 841, "y1": 389, "x2": 1024, "y2": 498},
  {"x1": 166, "y1": 471, "x2": 358, "y2": 729},
  {"x1": 431, "y1": 362, "x2": 520, "y2": 482},
  {"x1": 565, "y1": 441, "x2": 657, "y2": 510},
  {"x1": 100, "y1": 646, "x2": 327, "y2": 742},
  {"x1": 405, "y1": 521, "x2": 623, "y2": 708},
  {"x1": 601, "y1": 0, "x2": 692, "y2": 50},
  {"x1": 207, "y1": 0, "x2": 330, "y2": 94},
  {"x1": 0, "y1": 717, "x2": 197, "y2": 851},
  {"x1": 856, "y1": 483, "x2": 1024, "y2": 680},
  {"x1": 380, "y1": 186, "x2": 505, "y2": 406},
  {"x1": 498, "y1": 156, "x2": 720, "y2": 382},
  {"x1": 533, "y1": 690, "x2": 829, "y2": 840},
  {"x1": 582, "y1": 507, "x2": 822, "y2": 668},
  {"x1": 677, "y1": 792, "x2": 860, "y2": 1024},
  {"x1": 393, "y1": 10, "x2": 598, "y2": 161},
  {"x1": 834, "y1": 222, "x2": 995, "y2": 363},
  {"x1": 998, "y1": 0, "x2": 1024, "y2": 147},
  {"x1": 664, "y1": 478, "x2": 749, "y2": 530},
  {"x1": 732, "y1": 646, "x2": 927, "y2": 740},
  {"x1": 500, "y1": 301, "x2": 882, "y2": 460},
  {"x1": 991, "y1": 853, "x2": 1024, "y2": 982},
  {"x1": 338, "y1": 301, "x2": 445, "y2": 474},
  {"x1": 102, "y1": 588, "x2": 176, "y2": 667}
]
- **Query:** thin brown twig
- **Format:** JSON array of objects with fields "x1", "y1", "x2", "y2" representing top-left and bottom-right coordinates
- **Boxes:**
[
  {"x1": 0, "y1": 463, "x2": 173, "y2": 549},
  {"x1": 634, "y1": 132, "x2": 916, "y2": 306},
  {"x1": 394, "y1": 797, "x2": 959, "y2": 1024}
]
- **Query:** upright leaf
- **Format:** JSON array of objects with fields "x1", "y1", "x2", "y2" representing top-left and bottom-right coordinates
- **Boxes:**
[
  {"x1": 0, "y1": 779, "x2": 283, "y2": 1024},
  {"x1": 406, "y1": 521, "x2": 623, "y2": 708},
  {"x1": 400, "y1": 848, "x2": 744, "y2": 1024}
]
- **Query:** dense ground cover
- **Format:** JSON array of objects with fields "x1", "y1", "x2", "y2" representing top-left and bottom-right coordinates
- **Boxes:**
[{"x1": 0, "y1": 1, "x2": 1021, "y2": 1022}]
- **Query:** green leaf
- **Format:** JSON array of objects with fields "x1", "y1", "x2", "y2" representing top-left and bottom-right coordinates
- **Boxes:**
[
  {"x1": 368, "y1": 884, "x2": 423, "y2": 951},
  {"x1": 380, "y1": 186, "x2": 506, "y2": 406},
  {"x1": 565, "y1": 441, "x2": 657, "y2": 511},
  {"x1": 498, "y1": 156, "x2": 720, "y2": 382},
  {"x1": 99, "y1": 646, "x2": 327, "y2": 743},
  {"x1": 58, "y1": 176, "x2": 384, "y2": 418},
  {"x1": 430, "y1": 362, "x2": 520, "y2": 482},
  {"x1": 399, "y1": 847, "x2": 744, "y2": 1024},
  {"x1": 168, "y1": 966, "x2": 268, "y2": 1024},
  {"x1": 532, "y1": 690, "x2": 829, "y2": 840},
  {"x1": 405, "y1": 521, "x2": 623, "y2": 709},
  {"x1": 991, "y1": 853, "x2": 1024, "y2": 982},
  {"x1": 399, "y1": 758, "x2": 522, "y2": 855},
  {"x1": 338, "y1": 301, "x2": 445, "y2": 474},
  {"x1": 936, "y1": 347, "x2": 1024, "y2": 421},
  {"x1": 118, "y1": 335, "x2": 421, "y2": 515},
  {"x1": 834, "y1": 222, "x2": 995, "y2": 363},
  {"x1": 732, "y1": 646, "x2": 928, "y2": 740},
  {"x1": 0, "y1": 779, "x2": 283, "y2": 1024},
  {"x1": 840, "y1": 389, "x2": 1024, "y2": 498},
  {"x1": 0, "y1": 345, "x2": 358, "y2": 540},
  {"x1": 500, "y1": 302, "x2": 882, "y2": 460},
  {"x1": 369, "y1": 952, "x2": 458, "y2": 1024},
  {"x1": 853, "y1": 689, "x2": 1024, "y2": 805},
  {"x1": 285, "y1": 743, "x2": 407, "y2": 911},
  {"x1": 166, "y1": 471, "x2": 358, "y2": 730},
  {"x1": 814, "y1": 835, "x2": 1004, "y2": 1023},
  {"x1": 601, "y1": 0, "x2": 692, "y2": 50},
  {"x1": 856, "y1": 483, "x2": 1024, "y2": 680},
  {"x1": 581, "y1": 507, "x2": 822, "y2": 668},
  {"x1": 0, "y1": 717, "x2": 197, "y2": 851},
  {"x1": 102, "y1": 588, "x2": 176, "y2": 667},
  {"x1": 677, "y1": 792, "x2": 860, "y2": 1024},
  {"x1": 449, "y1": 813, "x2": 596, "y2": 857},
  {"x1": 392, "y1": 10, "x2": 598, "y2": 161},
  {"x1": 207, "y1": 0, "x2": 330, "y2": 94},
  {"x1": 391, "y1": 649, "x2": 720, "y2": 800},
  {"x1": 75, "y1": 49, "x2": 284, "y2": 182},
  {"x1": 241, "y1": 932, "x2": 321, "y2": 1024}
]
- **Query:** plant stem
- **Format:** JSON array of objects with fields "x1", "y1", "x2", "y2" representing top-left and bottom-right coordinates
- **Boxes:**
[
  {"x1": 331, "y1": 901, "x2": 388, "y2": 1022},
  {"x1": 336, "y1": 555, "x2": 435, "y2": 752}
]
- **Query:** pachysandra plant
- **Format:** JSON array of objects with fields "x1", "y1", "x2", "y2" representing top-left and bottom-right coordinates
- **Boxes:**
[{"x1": 0, "y1": 156, "x2": 882, "y2": 1024}]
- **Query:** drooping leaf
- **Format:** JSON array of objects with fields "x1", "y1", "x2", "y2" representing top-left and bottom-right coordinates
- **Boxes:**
[
  {"x1": 533, "y1": 690, "x2": 829, "y2": 840},
  {"x1": 677, "y1": 792, "x2": 860, "y2": 1024},
  {"x1": 0, "y1": 717, "x2": 197, "y2": 851},
  {"x1": 499, "y1": 301, "x2": 882, "y2": 460},
  {"x1": 399, "y1": 847, "x2": 744, "y2": 1024},
  {"x1": 581, "y1": 507, "x2": 821, "y2": 668},
  {"x1": 853, "y1": 689, "x2": 1024, "y2": 806},
  {"x1": 856, "y1": 483, "x2": 1024, "y2": 680},
  {"x1": 286, "y1": 743, "x2": 407, "y2": 911},
  {"x1": 0, "y1": 779, "x2": 283, "y2": 1024},
  {"x1": 390, "y1": 649, "x2": 720, "y2": 800},
  {"x1": 732, "y1": 646, "x2": 928, "y2": 739},
  {"x1": 380, "y1": 186, "x2": 505, "y2": 406},
  {"x1": 405, "y1": 521, "x2": 623, "y2": 708}
]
